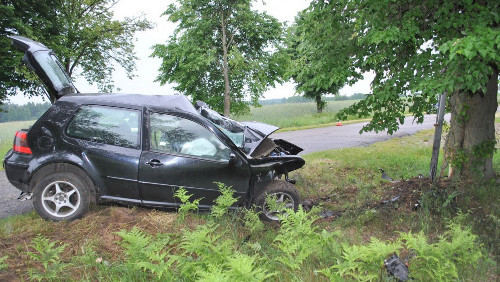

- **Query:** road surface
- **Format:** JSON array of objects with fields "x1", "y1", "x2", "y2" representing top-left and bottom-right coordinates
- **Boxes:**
[
  {"x1": 272, "y1": 114, "x2": 447, "y2": 155},
  {"x1": 0, "y1": 113, "x2": 447, "y2": 219}
]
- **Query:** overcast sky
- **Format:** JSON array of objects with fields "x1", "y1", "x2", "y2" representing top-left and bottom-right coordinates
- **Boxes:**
[{"x1": 8, "y1": 0, "x2": 373, "y2": 104}]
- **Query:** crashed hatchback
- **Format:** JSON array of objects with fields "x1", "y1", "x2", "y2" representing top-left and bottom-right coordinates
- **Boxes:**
[{"x1": 3, "y1": 36, "x2": 305, "y2": 221}]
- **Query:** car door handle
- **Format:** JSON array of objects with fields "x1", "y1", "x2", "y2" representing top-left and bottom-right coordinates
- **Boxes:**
[{"x1": 146, "y1": 159, "x2": 163, "y2": 167}]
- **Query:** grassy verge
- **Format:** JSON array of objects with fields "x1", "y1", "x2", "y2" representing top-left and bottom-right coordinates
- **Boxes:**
[{"x1": 0, "y1": 129, "x2": 498, "y2": 281}]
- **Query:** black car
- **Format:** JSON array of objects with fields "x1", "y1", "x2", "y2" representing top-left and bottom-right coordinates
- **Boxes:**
[{"x1": 3, "y1": 36, "x2": 305, "y2": 221}]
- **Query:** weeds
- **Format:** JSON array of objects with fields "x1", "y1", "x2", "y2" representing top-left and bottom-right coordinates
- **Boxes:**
[{"x1": 26, "y1": 235, "x2": 69, "y2": 281}]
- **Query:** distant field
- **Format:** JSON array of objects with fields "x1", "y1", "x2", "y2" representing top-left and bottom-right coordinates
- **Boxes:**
[
  {"x1": 0, "y1": 120, "x2": 35, "y2": 165},
  {"x1": 234, "y1": 100, "x2": 361, "y2": 129}
]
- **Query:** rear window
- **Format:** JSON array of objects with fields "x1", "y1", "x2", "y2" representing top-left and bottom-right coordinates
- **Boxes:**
[{"x1": 67, "y1": 105, "x2": 140, "y2": 149}]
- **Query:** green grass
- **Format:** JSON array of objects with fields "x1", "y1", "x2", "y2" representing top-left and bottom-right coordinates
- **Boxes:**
[
  {"x1": 233, "y1": 100, "x2": 361, "y2": 130},
  {"x1": 0, "y1": 128, "x2": 498, "y2": 281},
  {"x1": 293, "y1": 130, "x2": 440, "y2": 200},
  {"x1": 0, "y1": 120, "x2": 35, "y2": 165}
]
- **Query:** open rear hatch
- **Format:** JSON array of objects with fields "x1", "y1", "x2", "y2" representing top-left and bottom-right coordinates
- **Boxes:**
[{"x1": 9, "y1": 35, "x2": 77, "y2": 103}]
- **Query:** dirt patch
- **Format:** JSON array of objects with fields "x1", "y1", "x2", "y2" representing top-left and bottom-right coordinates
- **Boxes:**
[{"x1": 303, "y1": 177, "x2": 454, "y2": 219}]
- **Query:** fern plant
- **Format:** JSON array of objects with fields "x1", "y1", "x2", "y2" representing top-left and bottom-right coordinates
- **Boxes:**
[
  {"x1": 26, "y1": 235, "x2": 69, "y2": 281},
  {"x1": 273, "y1": 206, "x2": 339, "y2": 271},
  {"x1": 400, "y1": 219, "x2": 483, "y2": 281},
  {"x1": 196, "y1": 253, "x2": 276, "y2": 282},
  {"x1": 173, "y1": 222, "x2": 274, "y2": 281},
  {"x1": 116, "y1": 227, "x2": 174, "y2": 280},
  {"x1": 211, "y1": 182, "x2": 238, "y2": 219},
  {"x1": 174, "y1": 187, "x2": 202, "y2": 220},
  {"x1": 330, "y1": 238, "x2": 402, "y2": 281},
  {"x1": 242, "y1": 207, "x2": 264, "y2": 234}
]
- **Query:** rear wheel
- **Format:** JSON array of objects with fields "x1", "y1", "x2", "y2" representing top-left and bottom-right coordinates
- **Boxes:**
[
  {"x1": 33, "y1": 172, "x2": 90, "y2": 221},
  {"x1": 255, "y1": 180, "x2": 300, "y2": 221}
]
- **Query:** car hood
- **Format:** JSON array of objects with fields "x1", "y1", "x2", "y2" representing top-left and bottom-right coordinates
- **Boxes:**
[{"x1": 9, "y1": 35, "x2": 77, "y2": 103}]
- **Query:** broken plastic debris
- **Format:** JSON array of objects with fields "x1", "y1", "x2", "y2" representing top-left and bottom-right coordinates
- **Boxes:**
[{"x1": 384, "y1": 254, "x2": 409, "y2": 281}]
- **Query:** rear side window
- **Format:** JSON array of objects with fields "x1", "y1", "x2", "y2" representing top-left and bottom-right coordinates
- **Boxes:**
[{"x1": 67, "y1": 105, "x2": 140, "y2": 149}]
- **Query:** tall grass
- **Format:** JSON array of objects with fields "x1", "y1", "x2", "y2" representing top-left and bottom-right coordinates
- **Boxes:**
[
  {"x1": 233, "y1": 100, "x2": 360, "y2": 129},
  {"x1": 0, "y1": 120, "x2": 35, "y2": 163}
]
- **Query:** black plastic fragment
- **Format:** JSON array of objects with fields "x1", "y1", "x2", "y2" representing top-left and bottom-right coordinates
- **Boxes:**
[{"x1": 384, "y1": 254, "x2": 409, "y2": 281}]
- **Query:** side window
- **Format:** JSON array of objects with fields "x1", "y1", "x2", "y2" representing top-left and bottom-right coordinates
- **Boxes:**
[
  {"x1": 150, "y1": 113, "x2": 230, "y2": 161},
  {"x1": 67, "y1": 105, "x2": 140, "y2": 149}
]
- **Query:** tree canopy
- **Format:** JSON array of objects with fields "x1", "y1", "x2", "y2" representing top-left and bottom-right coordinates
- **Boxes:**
[
  {"x1": 152, "y1": 0, "x2": 285, "y2": 115},
  {"x1": 301, "y1": 0, "x2": 499, "y2": 181},
  {"x1": 0, "y1": 0, "x2": 152, "y2": 104},
  {"x1": 285, "y1": 4, "x2": 362, "y2": 113}
]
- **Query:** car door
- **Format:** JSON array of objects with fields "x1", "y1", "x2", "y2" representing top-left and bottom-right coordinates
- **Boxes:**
[
  {"x1": 138, "y1": 112, "x2": 251, "y2": 208},
  {"x1": 65, "y1": 105, "x2": 142, "y2": 201}
]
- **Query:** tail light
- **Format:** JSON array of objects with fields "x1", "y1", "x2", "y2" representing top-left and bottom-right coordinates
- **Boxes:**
[{"x1": 13, "y1": 131, "x2": 32, "y2": 154}]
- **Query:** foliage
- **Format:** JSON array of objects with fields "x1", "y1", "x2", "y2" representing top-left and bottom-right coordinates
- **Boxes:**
[
  {"x1": 326, "y1": 238, "x2": 401, "y2": 281},
  {"x1": 210, "y1": 182, "x2": 238, "y2": 218},
  {"x1": 285, "y1": 2, "x2": 362, "y2": 113},
  {"x1": 116, "y1": 227, "x2": 174, "y2": 280},
  {"x1": 301, "y1": 0, "x2": 499, "y2": 181},
  {"x1": 241, "y1": 207, "x2": 264, "y2": 234},
  {"x1": 0, "y1": 2, "x2": 33, "y2": 105},
  {"x1": 0, "y1": 256, "x2": 7, "y2": 271},
  {"x1": 152, "y1": 0, "x2": 284, "y2": 115},
  {"x1": 400, "y1": 215, "x2": 483, "y2": 281},
  {"x1": 329, "y1": 0, "x2": 500, "y2": 132},
  {"x1": 117, "y1": 223, "x2": 274, "y2": 281},
  {"x1": 0, "y1": 102, "x2": 50, "y2": 122},
  {"x1": 1, "y1": 0, "x2": 152, "y2": 96},
  {"x1": 274, "y1": 206, "x2": 341, "y2": 270},
  {"x1": 321, "y1": 217, "x2": 483, "y2": 281},
  {"x1": 174, "y1": 187, "x2": 202, "y2": 220},
  {"x1": 26, "y1": 235, "x2": 69, "y2": 281}
]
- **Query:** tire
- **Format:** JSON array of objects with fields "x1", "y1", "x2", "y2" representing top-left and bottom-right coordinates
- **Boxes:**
[
  {"x1": 33, "y1": 171, "x2": 91, "y2": 221},
  {"x1": 255, "y1": 180, "x2": 301, "y2": 221}
]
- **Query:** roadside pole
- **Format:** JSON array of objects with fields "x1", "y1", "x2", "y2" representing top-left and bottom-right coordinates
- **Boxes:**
[{"x1": 430, "y1": 91, "x2": 447, "y2": 182}]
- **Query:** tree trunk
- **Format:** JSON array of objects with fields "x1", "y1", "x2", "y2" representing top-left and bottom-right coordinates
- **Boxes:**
[
  {"x1": 315, "y1": 95, "x2": 323, "y2": 114},
  {"x1": 442, "y1": 69, "x2": 498, "y2": 181},
  {"x1": 221, "y1": 12, "x2": 231, "y2": 117}
]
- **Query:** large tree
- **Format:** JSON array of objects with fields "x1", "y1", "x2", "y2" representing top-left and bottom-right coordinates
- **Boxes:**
[
  {"x1": 285, "y1": 5, "x2": 361, "y2": 113},
  {"x1": 0, "y1": 2, "x2": 34, "y2": 104},
  {"x1": 0, "y1": 0, "x2": 152, "y2": 100},
  {"x1": 306, "y1": 0, "x2": 499, "y2": 181},
  {"x1": 152, "y1": 0, "x2": 284, "y2": 116}
]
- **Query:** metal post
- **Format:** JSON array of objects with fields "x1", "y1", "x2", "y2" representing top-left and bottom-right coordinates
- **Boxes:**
[{"x1": 430, "y1": 91, "x2": 447, "y2": 182}]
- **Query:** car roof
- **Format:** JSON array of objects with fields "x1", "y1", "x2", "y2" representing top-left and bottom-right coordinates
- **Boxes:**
[{"x1": 57, "y1": 93, "x2": 199, "y2": 115}]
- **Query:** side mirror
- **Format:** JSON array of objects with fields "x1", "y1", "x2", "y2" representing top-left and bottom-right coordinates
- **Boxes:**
[{"x1": 228, "y1": 153, "x2": 237, "y2": 166}]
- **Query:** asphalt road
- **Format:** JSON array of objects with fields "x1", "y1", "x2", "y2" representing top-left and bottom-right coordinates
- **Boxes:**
[
  {"x1": 0, "y1": 171, "x2": 34, "y2": 219},
  {"x1": 272, "y1": 113, "x2": 448, "y2": 155},
  {"x1": 0, "y1": 113, "x2": 447, "y2": 219}
]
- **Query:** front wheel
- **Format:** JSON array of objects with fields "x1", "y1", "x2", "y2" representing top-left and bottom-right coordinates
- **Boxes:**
[
  {"x1": 255, "y1": 180, "x2": 300, "y2": 221},
  {"x1": 33, "y1": 172, "x2": 91, "y2": 221}
]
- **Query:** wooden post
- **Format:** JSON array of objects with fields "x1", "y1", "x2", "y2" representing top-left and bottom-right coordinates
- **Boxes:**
[{"x1": 430, "y1": 91, "x2": 447, "y2": 182}]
